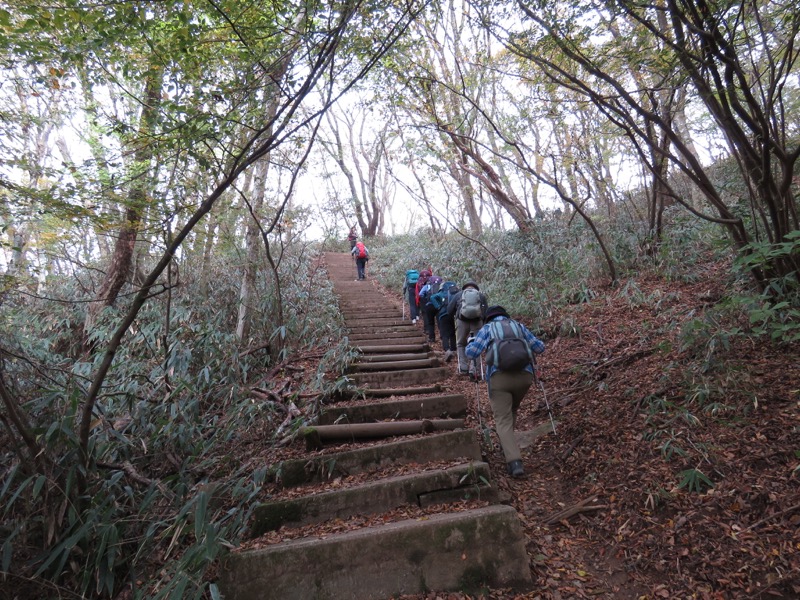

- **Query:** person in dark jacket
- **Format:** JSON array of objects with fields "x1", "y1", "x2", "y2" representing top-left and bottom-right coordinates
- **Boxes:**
[
  {"x1": 403, "y1": 271, "x2": 420, "y2": 324},
  {"x1": 414, "y1": 269, "x2": 432, "y2": 312},
  {"x1": 435, "y1": 283, "x2": 458, "y2": 362},
  {"x1": 418, "y1": 273, "x2": 442, "y2": 344},
  {"x1": 347, "y1": 226, "x2": 358, "y2": 250},
  {"x1": 446, "y1": 280, "x2": 488, "y2": 378},
  {"x1": 466, "y1": 305, "x2": 545, "y2": 478}
]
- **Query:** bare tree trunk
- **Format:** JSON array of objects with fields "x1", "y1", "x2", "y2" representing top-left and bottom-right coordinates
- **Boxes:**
[
  {"x1": 84, "y1": 69, "x2": 162, "y2": 340},
  {"x1": 237, "y1": 160, "x2": 267, "y2": 342},
  {"x1": 198, "y1": 217, "x2": 218, "y2": 299},
  {"x1": 448, "y1": 151, "x2": 482, "y2": 235},
  {"x1": 445, "y1": 127, "x2": 533, "y2": 232}
]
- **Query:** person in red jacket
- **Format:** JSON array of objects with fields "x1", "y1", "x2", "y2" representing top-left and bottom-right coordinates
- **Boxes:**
[
  {"x1": 414, "y1": 269, "x2": 432, "y2": 314},
  {"x1": 351, "y1": 241, "x2": 369, "y2": 280}
]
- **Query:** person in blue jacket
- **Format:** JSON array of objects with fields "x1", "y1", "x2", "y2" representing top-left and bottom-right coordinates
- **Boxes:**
[{"x1": 466, "y1": 305, "x2": 545, "y2": 478}]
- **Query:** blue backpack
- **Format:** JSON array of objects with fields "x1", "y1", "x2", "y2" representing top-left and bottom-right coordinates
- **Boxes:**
[
  {"x1": 405, "y1": 269, "x2": 420, "y2": 285},
  {"x1": 429, "y1": 281, "x2": 457, "y2": 311}
]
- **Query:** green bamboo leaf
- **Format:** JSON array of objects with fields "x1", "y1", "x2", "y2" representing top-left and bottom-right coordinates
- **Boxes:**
[{"x1": 194, "y1": 491, "x2": 208, "y2": 540}]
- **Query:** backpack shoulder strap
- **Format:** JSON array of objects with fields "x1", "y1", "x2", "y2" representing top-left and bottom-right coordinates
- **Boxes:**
[{"x1": 485, "y1": 321, "x2": 500, "y2": 365}]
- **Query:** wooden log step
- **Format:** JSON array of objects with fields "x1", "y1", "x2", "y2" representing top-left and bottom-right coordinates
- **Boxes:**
[{"x1": 301, "y1": 419, "x2": 465, "y2": 450}]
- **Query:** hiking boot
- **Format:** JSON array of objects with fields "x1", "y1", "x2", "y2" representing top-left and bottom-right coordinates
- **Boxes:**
[
  {"x1": 444, "y1": 350, "x2": 454, "y2": 363},
  {"x1": 459, "y1": 369, "x2": 470, "y2": 377},
  {"x1": 507, "y1": 460, "x2": 524, "y2": 478}
]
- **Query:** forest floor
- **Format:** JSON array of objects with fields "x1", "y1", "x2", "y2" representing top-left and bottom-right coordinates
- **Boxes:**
[{"x1": 238, "y1": 260, "x2": 800, "y2": 599}]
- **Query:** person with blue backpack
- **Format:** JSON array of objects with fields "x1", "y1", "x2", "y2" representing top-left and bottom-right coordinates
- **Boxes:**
[
  {"x1": 466, "y1": 305, "x2": 545, "y2": 478},
  {"x1": 403, "y1": 269, "x2": 421, "y2": 323},
  {"x1": 418, "y1": 272, "x2": 443, "y2": 344},
  {"x1": 430, "y1": 281, "x2": 458, "y2": 361}
]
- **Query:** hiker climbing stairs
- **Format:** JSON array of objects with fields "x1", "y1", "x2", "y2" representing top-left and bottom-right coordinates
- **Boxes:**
[{"x1": 217, "y1": 252, "x2": 532, "y2": 599}]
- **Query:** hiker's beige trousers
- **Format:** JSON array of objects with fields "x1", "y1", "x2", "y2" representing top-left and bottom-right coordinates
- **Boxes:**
[{"x1": 487, "y1": 370, "x2": 534, "y2": 463}]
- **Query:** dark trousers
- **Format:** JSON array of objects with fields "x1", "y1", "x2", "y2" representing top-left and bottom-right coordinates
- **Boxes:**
[
  {"x1": 406, "y1": 293, "x2": 418, "y2": 320},
  {"x1": 355, "y1": 258, "x2": 367, "y2": 279},
  {"x1": 422, "y1": 304, "x2": 437, "y2": 342},
  {"x1": 437, "y1": 313, "x2": 456, "y2": 352}
]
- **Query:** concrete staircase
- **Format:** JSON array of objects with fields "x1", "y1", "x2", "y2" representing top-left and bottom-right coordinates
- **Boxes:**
[{"x1": 217, "y1": 252, "x2": 532, "y2": 599}]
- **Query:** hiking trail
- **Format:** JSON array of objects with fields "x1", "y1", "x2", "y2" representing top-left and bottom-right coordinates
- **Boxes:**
[{"x1": 216, "y1": 252, "x2": 542, "y2": 599}]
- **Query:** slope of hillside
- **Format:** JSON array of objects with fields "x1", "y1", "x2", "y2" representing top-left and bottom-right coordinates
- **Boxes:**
[{"x1": 438, "y1": 262, "x2": 800, "y2": 598}]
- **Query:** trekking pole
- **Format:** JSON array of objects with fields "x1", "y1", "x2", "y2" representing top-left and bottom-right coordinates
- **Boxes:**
[
  {"x1": 467, "y1": 335, "x2": 484, "y2": 427},
  {"x1": 474, "y1": 374, "x2": 483, "y2": 430},
  {"x1": 533, "y1": 357, "x2": 557, "y2": 435},
  {"x1": 474, "y1": 352, "x2": 493, "y2": 447}
]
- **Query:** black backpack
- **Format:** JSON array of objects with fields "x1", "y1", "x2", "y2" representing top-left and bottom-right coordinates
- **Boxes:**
[{"x1": 485, "y1": 319, "x2": 534, "y2": 371}]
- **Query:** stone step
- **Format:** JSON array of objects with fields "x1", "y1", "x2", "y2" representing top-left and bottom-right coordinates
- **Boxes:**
[
  {"x1": 349, "y1": 331, "x2": 426, "y2": 342},
  {"x1": 346, "y1": 324, "x2": 416, "y2": 334},
  {"x1": 317, "y1": 393, "x2": 468, "y2": 424},
  {"x1": 270, "y1": 429, "x2": 481, "y2": 487},
  {"x1": 249, "y1": 462, "x2": 496, "y2": 536},
  {"x1": 341, "y1": 310, "x2": 401, "y2": 319},
  {"x1": 363, "y1": 384, "x2": 442, "y2": 397},
  {"x1": 336, "y1": 297, "x2": 395, "y2": 303},
  {"x1": 350, "y1": 357, "x2": 441, "y2": 372},
  {"x1": 218, "y1": 505, "x2": 532, "y2": 600},
  {"x1": 345, "y1": 318, "x2": 409, "y2": 327},
  {"x1": 338, "y1": 303, "x2": 396, "y2": 311},
  {"x1": 357, "y1": 352, "x2": 433, "y2": 363},
  {"x1": 335, "y1": 292, "x2": 393, "y2": 299},
  {"x1": 357, "y1": 343, "x2": 429, "y2": 353},
  {"x1": 302, "y1": 419, "x2": 465, "y2": 449},
  {"x1": 351, "y1": 366, "x2": 449, "y2": 388},
  {"x1": 334, "y1": 296, "x2": 394, "y2": 304}
]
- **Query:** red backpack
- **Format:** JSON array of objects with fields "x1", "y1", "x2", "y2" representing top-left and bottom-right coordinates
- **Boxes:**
[{"x1": 355, "y1": 242, "x2": 367, "y2": 259}]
